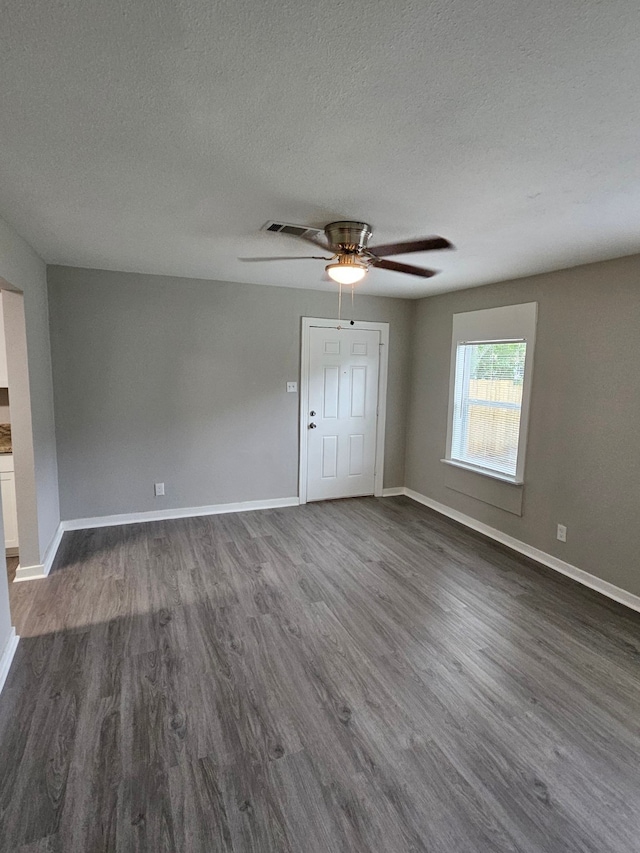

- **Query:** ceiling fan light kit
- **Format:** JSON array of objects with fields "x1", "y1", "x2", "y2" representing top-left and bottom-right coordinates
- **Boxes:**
[{"x1": 326, "y1": 255, "x2": 369, "y2": 284}]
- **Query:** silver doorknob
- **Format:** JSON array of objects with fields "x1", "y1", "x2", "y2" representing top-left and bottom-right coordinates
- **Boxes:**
[
  {"x1": 309, "y1": 422, "x2": 317, "y2": 429},
  {"x1": 310, "y1": 411, "x2": 316, "y2": 416}
]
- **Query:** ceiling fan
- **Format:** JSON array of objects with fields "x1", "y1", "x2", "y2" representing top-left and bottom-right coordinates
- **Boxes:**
[{"x1": 243, "y1": 220, "x2": 454, "y2": 284}]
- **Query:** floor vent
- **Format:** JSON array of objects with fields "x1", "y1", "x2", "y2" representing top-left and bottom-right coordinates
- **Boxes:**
[{"x1": 261, "y1": 221, "x2": 323, "y2": 240}]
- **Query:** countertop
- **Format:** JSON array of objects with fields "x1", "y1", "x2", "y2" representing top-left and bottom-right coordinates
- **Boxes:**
[{"x1": 0, "y1": 423, "x2": 12, "y2": 454}]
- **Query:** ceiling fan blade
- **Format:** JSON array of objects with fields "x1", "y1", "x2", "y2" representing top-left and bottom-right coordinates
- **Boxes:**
[
  {"x1": 239, "y1": 255, "x2": 331, "y2": 262},
  {"x1": 369, "y1": 257, "x2": 438, "y2": 278},
  {"x1": 368, "y1": 236, "x2": 453, "y2": 256}
]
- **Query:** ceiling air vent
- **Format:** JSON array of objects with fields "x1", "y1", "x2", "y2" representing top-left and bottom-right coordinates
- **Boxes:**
[{"x1": 261, "y1": 221, "x2": 323, "y2": 239}]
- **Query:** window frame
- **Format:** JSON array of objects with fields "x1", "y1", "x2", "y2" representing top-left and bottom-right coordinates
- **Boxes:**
[{"x1": 443, "y1": 303, "x2": 538, "y2": 485}]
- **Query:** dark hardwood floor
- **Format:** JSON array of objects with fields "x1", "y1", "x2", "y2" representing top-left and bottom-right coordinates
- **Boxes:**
[
  {"x1": 1, "y1": 496, "x2": 640, "y2": 852},
  {"x1": 6, "y1": 555, "x2": 18, "y2": 584}
]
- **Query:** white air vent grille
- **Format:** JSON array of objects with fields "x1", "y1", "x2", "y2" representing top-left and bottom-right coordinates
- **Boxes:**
[{"x1": 261, "y1": 221, "x2": 323, "y2": 239}]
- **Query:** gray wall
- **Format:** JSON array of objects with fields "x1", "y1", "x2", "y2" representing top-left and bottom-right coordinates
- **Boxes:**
[
  {"x1": 0, "y1": 214, "x2": 59, "y2": 651},
  {"x1": 405, "y1": 254, "x2": 640, "y2": 597},
  {"x1": 48, "y1": 267, "x2": 412, "y2": 520}
]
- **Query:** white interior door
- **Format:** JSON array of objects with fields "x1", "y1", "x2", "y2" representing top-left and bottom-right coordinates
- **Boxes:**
[{"x1": 306, "y1": 326, "x2": 380, "y2": 502}]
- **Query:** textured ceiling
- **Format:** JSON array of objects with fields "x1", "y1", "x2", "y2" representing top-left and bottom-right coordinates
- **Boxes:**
[{"x1": 1, "y1": 0, "x2": 640, "y2": 297}]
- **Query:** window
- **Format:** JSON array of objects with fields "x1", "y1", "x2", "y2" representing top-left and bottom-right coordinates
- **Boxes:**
[
  {"x1": 444, "y1": 304, "x2": 537, "y2": 484},
  {"x1": 451, "y1": 340, "x2": 526, "y2": 477}
]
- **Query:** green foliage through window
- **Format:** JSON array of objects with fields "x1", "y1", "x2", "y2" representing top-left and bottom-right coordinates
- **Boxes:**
[{"x1": 470, "y1": 342, "x2": 526, "y2": 384}]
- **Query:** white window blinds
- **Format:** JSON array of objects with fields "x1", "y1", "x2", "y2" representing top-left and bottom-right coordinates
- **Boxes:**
[{"x1": 451, "y1": 341, "x2": 527, "y2": 477}]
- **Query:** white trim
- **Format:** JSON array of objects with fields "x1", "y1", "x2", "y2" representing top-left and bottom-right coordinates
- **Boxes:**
[
  {"x1": 0, "y1": 627, "x2": 19, "y2": 694},
  {"x1": 397, "y1": 488, "x2": 640, "y2": 614},
  {"x1": 444, "y1": 303, "x2": 538, "y2": 484},
  {"x1": 61, "y1": 496, "x2": 300, "y2": 532},
  {"x1": 12, "y1": 522, "x2": 65, "y2": 582},
  {"x1": 440, "y1": 458, "x2": 524, "y2": 485},
  {"x1": 382, "y1": 487, "x2": 405, "y2": 497},
  {"x1": 43, "y1": 522, "x2": 64, "y2": 575},
  {"x1": 14, "y1": 562, "x2": 46, "y2": 582},
  {"x1": 299, "y1": 317, "x2": 389, "y2": 505}
]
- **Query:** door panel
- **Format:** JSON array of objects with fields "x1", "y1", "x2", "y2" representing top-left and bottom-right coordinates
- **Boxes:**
[
  {"x1": 350, "y1": 366, "x2": 367, "y2": 417},
  {"x1": 323, "y1": 367, "x2": 339, "y2": 419},
  {"x1": 306, "y1": 327, "x2": 380, "y2": 501},
  {"x1": 322, "y1": 435, "x2": 338, "y2": 479},
  {"x1": 348, "y1": 434, "x2": 365, "y2": 476}
]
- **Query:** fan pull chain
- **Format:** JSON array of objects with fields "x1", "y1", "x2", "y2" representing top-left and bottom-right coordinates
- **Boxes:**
[
  {"x1": 351, "y1": 282, "x2": 355, "y2": 316},
  {"x1": 338, "y1": 281, "x2": 343, "y2": 322}
]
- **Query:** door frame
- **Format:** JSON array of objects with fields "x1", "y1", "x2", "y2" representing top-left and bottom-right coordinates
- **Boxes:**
[
  {"x1": 0, "y1": 286, "x2": 43, "y2": 580},
  {"x1": 299, "y1": 317, "x2": 390, "y2": 505}
]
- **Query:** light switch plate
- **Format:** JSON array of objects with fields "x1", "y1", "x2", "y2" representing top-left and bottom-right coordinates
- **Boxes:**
[{"x1": 286, "y1": 382, "x2": 297, "y2": 393}]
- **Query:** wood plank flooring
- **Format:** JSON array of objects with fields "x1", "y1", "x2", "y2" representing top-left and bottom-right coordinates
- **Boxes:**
[
  {"x1": 1, "y1": 496, "x2": 640, "y2": 851},
  {"x1": 6, "y1": 556, "x2": 18, "y2": 584}
]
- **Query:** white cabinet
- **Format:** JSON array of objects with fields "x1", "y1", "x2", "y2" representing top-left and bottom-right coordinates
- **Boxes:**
[
  {"x1": 0, "y1": 294, "x2": 7, "y2": 388},
  {"x1": 0, "y1": 455, "x2": 18, "y2": 551}
]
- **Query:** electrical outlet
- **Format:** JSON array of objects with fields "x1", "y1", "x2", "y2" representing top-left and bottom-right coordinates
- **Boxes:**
[
  {"x1": 286, "y1": 382, "x2": 298, "y2": 393},
  {"x1": 556, "y1": 524, "x2": 567, "y2": 542},
  {"x1": 154, "y1": 482, "x2": 165, "y2": 497}
]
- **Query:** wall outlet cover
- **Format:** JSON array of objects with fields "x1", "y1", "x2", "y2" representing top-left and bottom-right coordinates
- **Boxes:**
[
  {"x1": 286, "y1": 382, "x2": 298, "y2": 393},
  {"x1": 154, "y1": 482, "x2": 165, "y2": 496}
]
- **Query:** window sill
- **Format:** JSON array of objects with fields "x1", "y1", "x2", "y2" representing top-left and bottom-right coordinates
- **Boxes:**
[{"x1": 440, "y1": 458, "x2": 523, "y2": 486}]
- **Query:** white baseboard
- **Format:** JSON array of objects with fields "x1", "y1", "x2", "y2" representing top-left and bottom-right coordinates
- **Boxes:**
[
  {"x1": 381, "y1": 487, "x2": 405, "y2": 497},
  {"x1": 13, "y1": 521, "x2": 66, "y2": 583},
  {"x1": 400, "y1": 487, "x2": 640, "y2": 614},
  {"x1": 43, "y1": 523, "x2": 65, "y2": 575},
  {"x1": 0, "y1": 628, "x2": 19, "y2": 694},
  {"x1": 14, "y1": 562, "x2": 46, "y2": 582},
  {"x1": 62, "y1": 495, "x2": 301, "y2": 532}
]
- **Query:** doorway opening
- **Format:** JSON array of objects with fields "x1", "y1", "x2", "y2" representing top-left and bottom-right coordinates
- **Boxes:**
[
  {"x1": 0, "y1": 285, "x2": 41, "y2": 585},
  {"x1": 299, "y1": 317, "x2": 389, "y2": 504}
]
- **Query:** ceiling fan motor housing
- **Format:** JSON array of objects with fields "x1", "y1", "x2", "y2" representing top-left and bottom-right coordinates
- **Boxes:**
[{"x1": 324, "y1": 221, "x2": 373, "y2": 253}]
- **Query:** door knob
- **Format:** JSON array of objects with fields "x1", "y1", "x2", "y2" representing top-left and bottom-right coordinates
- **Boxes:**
[
  {"x1": 309, "y1": 422, "x2": 317, "y2": 429},
  {"x1": 310, "y1": 411, "x2": 316, "y2": 416}
]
